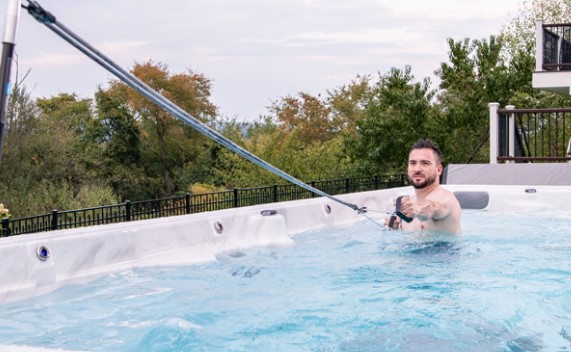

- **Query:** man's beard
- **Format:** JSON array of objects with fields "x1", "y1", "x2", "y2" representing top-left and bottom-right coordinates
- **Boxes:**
[{"x1": 408, "y1": 173, "x2": 437, "y2": 189}]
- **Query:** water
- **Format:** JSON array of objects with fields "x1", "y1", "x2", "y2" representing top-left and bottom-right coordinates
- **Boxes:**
[{"x1": 0, "y1": 210, "x2": 570, "y2": 351}]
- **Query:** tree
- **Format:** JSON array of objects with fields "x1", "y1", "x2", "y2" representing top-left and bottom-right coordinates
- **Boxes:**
[
  {"x1": 174, "y1": 117, "x2": 249, "y2": 190},
  {"x1": 100, "y1": 61, "x2": 217, "y2": 197},
  {"x1": 270, "y1": 92, "x2": 336, "y2": 144},
  {"x1": 0, "y1": 81, "x2": 38, "y2": 183},
  {"x1": 327, "y1": 75, "x2": 374, "y2": 133},
  {"x1": 33, "y1": 93, "x2": 97, "y2": 189},
  {"x1": 436, "y1": 37, "x2": 507, "y2": 163},
  {"x1": 92, "y1": 89, "x2": 152, "y2": 200},
  {"x1": 235, "y1": 88, "x2": 364, "y2": 184},
  {"x1": 0, "y1": 82, "x2": 39, "y2": 216},
  {"x1": 344, "y1": 66, "x2": 436, "y2": 174},
  {"x1": 0, "y1": 88, "x2": 119, "y2": 216}
]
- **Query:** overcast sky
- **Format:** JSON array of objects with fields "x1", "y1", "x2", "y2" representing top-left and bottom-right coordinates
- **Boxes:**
[{"x1": 2, "y1": 0, "x2": 523, "y2": 121}]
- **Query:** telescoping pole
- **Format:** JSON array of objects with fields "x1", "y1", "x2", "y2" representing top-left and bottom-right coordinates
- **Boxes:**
[{"x1": 0, "y1": 0, "x2": 21, "y2": 168}]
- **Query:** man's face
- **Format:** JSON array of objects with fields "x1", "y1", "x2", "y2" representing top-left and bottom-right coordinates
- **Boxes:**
[{"x1": 407, "y1": 148, "x2": 442, "y2": 189}]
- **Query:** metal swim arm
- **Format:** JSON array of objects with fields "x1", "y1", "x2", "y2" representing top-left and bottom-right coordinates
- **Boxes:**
[
  {"x1": 0, "y1": 0, "x2": 21, "y2": 167},
  {"x1": 22, "y1": 0, "x2": 366, "y2": 214}
]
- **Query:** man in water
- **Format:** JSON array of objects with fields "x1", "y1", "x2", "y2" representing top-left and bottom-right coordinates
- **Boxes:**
[{"x1": 385, "y1": 139, "x2": 462, "y2": 235}]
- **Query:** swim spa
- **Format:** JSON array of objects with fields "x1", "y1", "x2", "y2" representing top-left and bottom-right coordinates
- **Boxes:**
[{"x1": 0, "y1": 185, "x2": 570, "y2": 351}]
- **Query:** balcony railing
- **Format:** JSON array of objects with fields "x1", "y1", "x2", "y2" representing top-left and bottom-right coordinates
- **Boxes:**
[
  {"x1": 537, "y1": 21, "x2": 571, "y2": 71},
  {"x1": 489, "y1": 103, "x2": 571, "y2": 163},
  {"x1": 533, "y1": 21, "x2": 571, "y2": 93}
]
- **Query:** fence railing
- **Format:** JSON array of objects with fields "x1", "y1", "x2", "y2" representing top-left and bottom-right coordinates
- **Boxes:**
[
  {"x1": 0, "y1": 174, "x2": 407, "y2": 237},
  {"x1": 536, "y1": 21, "x2": 571, "y2": 71},
  {"x1": 489, "y1": 103, "x2": 571, "y2": 163}
]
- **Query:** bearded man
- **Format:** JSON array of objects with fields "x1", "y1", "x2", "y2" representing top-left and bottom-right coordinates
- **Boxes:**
[{"x1": 386, "y1": 139, "x2": 462, "y2": 235}]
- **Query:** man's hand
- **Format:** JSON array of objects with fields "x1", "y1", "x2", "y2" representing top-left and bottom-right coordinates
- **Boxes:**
[{"x1": 397, "y1": 197, "x2": 440, "y2": 222}]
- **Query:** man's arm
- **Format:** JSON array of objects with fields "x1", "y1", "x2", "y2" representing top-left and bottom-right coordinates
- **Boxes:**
[{"x1": 400, "y1": 190, "x2": 454, "y2": 222}]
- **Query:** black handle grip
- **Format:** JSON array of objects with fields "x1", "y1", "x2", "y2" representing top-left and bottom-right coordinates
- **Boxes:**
[
  {"x1": 395, "y1": 196, "x2": 413, "y2": 223},
  {"x1": 388, "y1": 215, "x2": 397, "y2": 228}
]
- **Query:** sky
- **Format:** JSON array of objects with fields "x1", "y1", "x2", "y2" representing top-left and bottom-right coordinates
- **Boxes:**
[{"x1": 2, "y1": 0, "x2": 524, "y2": 122}]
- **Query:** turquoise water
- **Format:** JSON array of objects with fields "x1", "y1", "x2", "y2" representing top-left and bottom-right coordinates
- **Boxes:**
[{"x1": 0, "y1": 210, "x2": 570, "y2": 351}]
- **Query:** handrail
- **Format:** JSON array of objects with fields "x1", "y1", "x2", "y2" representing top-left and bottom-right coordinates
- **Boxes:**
[
  {"x1": 497, "y1": 156, "x2": 571, "y2": 161},
  {"x1": 498, "y1": 108, "x2": 571, "y2": 114},
  {"x1": 543, "y1": 23, "x2": 571, "y2": 28}
]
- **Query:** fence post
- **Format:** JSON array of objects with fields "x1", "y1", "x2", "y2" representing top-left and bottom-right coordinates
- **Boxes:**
[
  {"x1": 233, "y1": 188, "x2": 239, "y2": 208},
  {"x1": 273, "y1": 184, "x2": 278, "y2": 203},
  {"x1": 345, "y1": 177, "x2": 350, "y2": 193},
  {"x1": 51, "y1": 210, "x2": 58, "y2": 231},
  {"x1": 374, "y1": 175, "x2": 379, "y2": 190},
  {"x1": 125, "y1": 200, "x2": 131, "y2": 221},
  {"x1": 535, "y1": 19, "x2": 543, "y2": 72},
  {"x1": 489, "y1": 102, "x2": 500, "y2": 164},
  {"x1": 506, "y1": 105, "x2": 516, "y2": 163},
  {"x1": 311, "y1": 180, "x2": 316, "y2": 197},
  {"x1": 1, "y1": 218, "x2": 10, "y2": 236},
  {"x1": 185, "y1": 193, "x2": 191, "y2": 214}
]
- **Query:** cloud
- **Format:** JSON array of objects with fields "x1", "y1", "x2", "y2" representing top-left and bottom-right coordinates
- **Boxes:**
[
  {"x1": 18, "y1": 40, "x2": 148, "y2": 71},
  {"x1": 98, "y1": 40, "x2": 148, "y2": 56},
  {"x1": 4, "y1": 0, "x2": 524, "y2": 121},
  {"x1": 292, "y1": 29, "x2": 421, "y2": 45},
  {"x1": 386, "y1": 0, "x2": 520, "y2": 21},
  {"x1": 20, "y1": 53, "x2": 85, "y2": 70}
]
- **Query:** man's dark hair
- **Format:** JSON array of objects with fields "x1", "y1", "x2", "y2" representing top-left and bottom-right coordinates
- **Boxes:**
[{"x1": 410, "y1": 139, "x2": 443, "y2": 164}]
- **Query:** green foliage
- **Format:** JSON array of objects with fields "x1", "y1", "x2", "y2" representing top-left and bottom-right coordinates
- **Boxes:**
[
  {"x1": 92, "y1": 88, "x2": 149, "y2": 200},
  {"x1": 344, "y1": 66, "x2": 436, "y2": 173},
  {"x1": 327, "y1": 75, "x2": 374, "y2": 132},
  {"x1": 0, "y1": 177, "x2": 119, "y2": 216},
  {"x1": 231, "y1": 90, "x2": 361, "y2": 185},
  {"x1": 99, "y1": 60, "x2": 218, "y2": 198},
  {"x1": 0, "y1": 87, "x2": 114, "y2": 216},
  {"x1": 0, "y1": 83, "x2": 38, "y2": 183},
  {"x1": 434, "y1": 35, "x2": 536, "y2": 163},
  {"x1": 95, "y1": 89, "x2": 141, "y2": 165}
]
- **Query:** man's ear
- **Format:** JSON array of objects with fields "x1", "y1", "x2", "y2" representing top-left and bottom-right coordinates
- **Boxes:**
[{"x1": 436, "y1": 164, "x2": 443, "y2": 175}]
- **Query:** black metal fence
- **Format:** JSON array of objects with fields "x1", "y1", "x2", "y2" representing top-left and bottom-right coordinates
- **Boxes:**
[
  {"x1": 497, "y1": 108, "x2": 571, "y2": 162},
  {"x1": 0, "y1": 174, "x2": 407, "y2": 237}
]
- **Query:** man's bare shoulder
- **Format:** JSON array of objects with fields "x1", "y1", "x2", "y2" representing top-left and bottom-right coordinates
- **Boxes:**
[
  {"x1": 428, "y1": 186, "x2": 461, "y2": 211},
  {"x1": 429, "y1": 185, "x2": 456, "y2": 199}
]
